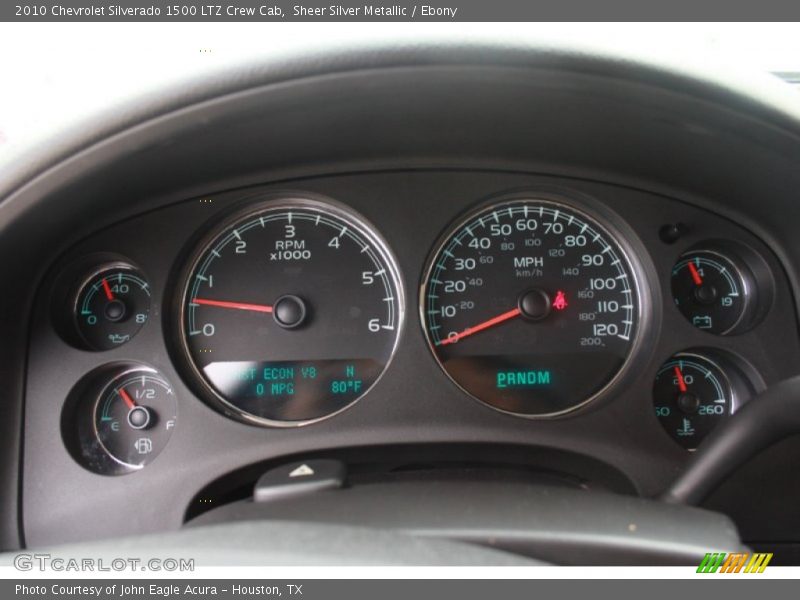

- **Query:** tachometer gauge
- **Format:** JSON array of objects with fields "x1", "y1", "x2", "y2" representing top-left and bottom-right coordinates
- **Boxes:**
[
  {"x1": 176, "y1": 197, "x2": 404, "y2": 426},
  {"x1": 421, "y1": 196, "x2": 644, "y2": 417}
]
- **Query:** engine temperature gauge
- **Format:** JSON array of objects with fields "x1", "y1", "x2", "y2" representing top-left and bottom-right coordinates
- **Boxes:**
[{"x1": 653, "y1": 352, "x2": 751, "y2": 450}]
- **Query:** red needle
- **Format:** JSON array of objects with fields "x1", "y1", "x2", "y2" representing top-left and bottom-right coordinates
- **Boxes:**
[
  {"x1": 118, "y1": 387, "x2": 136, "y2": 410},
  {"x1": 674, "y1": 366, "x2": 688, "y2": 393},
  {"x1": 438, "y1": 307, "x2": 522, "y2": 346},
  {"x1": 687, "y1": 261, "x2": 703, "y2": 287},
  {"x1": 192, "y1": 298, "x2": 273, "y2": 313},
  {"x1": 101, "y1": 278, "x2": 114, "y2": 301}
]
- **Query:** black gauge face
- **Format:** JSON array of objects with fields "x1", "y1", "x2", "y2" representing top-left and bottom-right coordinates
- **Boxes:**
[
  {"x1": 179, "y1": 199, "x2": 403, "y2": 426},
  {"x1": 94, "y1": 368, "x2": 177, "y2": 469},
  {"x1": 653, "y1": 354, "x2": 733, "y2": 450},
  {"x1": 671, "y1": 250, "x2": 750, "y2": 335},
  {"x1": 422, "y1": 198, "x2": 642, "y2": 416},
  {"x1": 75, "y1": 264, "x2": 150, "y2": 350}
]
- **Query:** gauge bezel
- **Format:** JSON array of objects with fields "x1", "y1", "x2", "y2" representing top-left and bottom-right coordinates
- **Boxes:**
[
  {"x1": 172, "y1": 194, "x2": 406, "y2": 428},
  {"x1": 419, "y1": 189, "x2": 656, "y2": 419}
]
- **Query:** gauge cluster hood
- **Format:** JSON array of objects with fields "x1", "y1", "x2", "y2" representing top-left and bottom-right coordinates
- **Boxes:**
[{"x1": 3, "y1": 29, "x2": 800, "y2": 557}]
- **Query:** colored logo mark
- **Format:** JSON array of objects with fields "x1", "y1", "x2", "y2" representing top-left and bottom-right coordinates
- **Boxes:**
[{"x1": 697, "y1": 552, "x2": 773, "y2": 573}]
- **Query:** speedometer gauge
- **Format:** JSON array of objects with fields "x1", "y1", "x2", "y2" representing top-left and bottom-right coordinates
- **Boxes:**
[
  {"x1": 421, "y1": 196, "x2": 644, "y2": 417},
  {"x1": 176, "y1": 197, "x2": 403, "y2": 426}
]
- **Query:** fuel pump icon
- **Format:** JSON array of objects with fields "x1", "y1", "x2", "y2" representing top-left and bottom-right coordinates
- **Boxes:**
[{"x1": 134, "y1": 437, "x2": 153, "y2": 455}]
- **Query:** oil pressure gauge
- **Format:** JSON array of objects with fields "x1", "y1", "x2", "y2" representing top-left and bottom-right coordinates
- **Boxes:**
[{"x1": 72, "y1": 262, "x2": 151, "y2": 350}]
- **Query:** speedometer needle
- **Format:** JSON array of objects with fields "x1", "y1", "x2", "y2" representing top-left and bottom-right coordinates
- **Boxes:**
[
  {"x1": 192, "y1": 298, "x2": 273, "y2": 313},
  {"x1": 438, "y1": 307, "x2": 522, "y2": 346}
]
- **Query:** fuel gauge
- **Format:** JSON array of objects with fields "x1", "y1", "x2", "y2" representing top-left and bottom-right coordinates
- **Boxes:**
[
  {"x1": 94, "y1": 367, "x2": 177, "y2": 470},
  {"x1": 64, "y1": 363, "x2": 177, "y2": 475}
]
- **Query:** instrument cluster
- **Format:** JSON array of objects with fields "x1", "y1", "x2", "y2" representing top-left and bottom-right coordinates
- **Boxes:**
[{"x1": 38, "y1": 175, "x2": 787, "y2": 478}]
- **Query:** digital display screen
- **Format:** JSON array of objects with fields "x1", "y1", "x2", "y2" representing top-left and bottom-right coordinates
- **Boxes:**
[{"x1": 203, "y1": 359, "x2": 384, "y2": 421}]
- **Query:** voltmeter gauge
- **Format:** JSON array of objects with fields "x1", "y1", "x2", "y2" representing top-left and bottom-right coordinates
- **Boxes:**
[
  {"x1": 73, "y1": 263, "x2": 151, "y2": 350},
  {"x1": 653, "y1": 352, "x2": 756, "y2": 450},
  {"x1": 671, "y1": 250, "x2": 754, "y2": 335}
]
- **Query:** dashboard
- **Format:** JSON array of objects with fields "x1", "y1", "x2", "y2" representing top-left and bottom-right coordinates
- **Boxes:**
[
  {"x1": 4, "y1": 36, "x2": 800, "y2": 563},
  {"x1": 21, "y1": 170, "x2": 800, "y2": 548}
]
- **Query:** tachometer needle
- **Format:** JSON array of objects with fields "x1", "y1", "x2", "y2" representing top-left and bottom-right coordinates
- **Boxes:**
[
  {"x1": 118, "y1": 387, "x2": 136, "y2": 410},
  {"x1": 438, "y1": 307, "x2": 522, "y2": 346},
  {"x1": 192, "y1": 298, "x2": 273, "y2": 313},
  {"x1": 674, "y1": 366, "x2": 688, "y2": 393},
  {"x1": 101, "y1": 278, "x2": 114, "y2": 301},
  {"x1": 687, "y1": 261, "x2": 703, "y2": 287}
]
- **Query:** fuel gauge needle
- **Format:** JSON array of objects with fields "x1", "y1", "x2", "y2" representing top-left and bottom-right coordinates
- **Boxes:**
[
  {"x1": 191, "y1": 298, "x2": 273, "y2": 313},
  {"x1": 118, "y1": 387, "x2": 136, "y2": 410}
]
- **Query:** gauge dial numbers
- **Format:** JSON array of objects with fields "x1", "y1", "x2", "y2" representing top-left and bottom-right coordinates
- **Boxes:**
[
  {"x1": 176, "y1": 198, "x2": 404, "y2": 426},
  {"x1": 422, "y1": 197, "x2": 645, "y2": 417},
  {"x1": 73, "y1": 263, "x2": 151, "y2": 350},
  {"x1": 653, "y1": 353, "x2": 739, "y2": 450}
]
